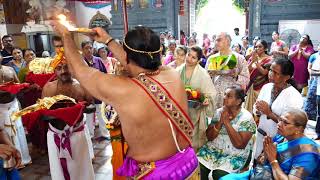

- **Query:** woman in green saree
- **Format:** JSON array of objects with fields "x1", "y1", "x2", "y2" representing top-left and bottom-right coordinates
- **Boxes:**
[{"x1": 176, "y1": 46, "x2": 216, "y2": 151}]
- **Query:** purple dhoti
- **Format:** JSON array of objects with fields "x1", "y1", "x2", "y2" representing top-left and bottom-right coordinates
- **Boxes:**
[{"x1": 116, "y1": 146, "x2": 199, "y2": 179}]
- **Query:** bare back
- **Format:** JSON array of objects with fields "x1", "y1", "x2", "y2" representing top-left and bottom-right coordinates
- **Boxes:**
[{"x1": 109, "y1": 67, "x2": 190, "y2": 162}]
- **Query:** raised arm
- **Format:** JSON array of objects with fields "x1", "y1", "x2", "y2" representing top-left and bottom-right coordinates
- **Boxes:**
[
  {"x1": 51, "y1": 22, "x2": 128, "y2": 104},
  {"x1": 288, "y1": 46, "x2": 299, "y2": 59},
  {"x1": 91, "y1": 28, "x2": 127, "y2": 66}
]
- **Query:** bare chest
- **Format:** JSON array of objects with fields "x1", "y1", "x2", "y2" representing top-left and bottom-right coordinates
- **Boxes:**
[{"x1": 55, "y1": 83, "x2": 85, "y2": 101}]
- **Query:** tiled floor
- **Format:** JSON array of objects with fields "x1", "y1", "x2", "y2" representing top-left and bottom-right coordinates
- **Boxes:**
[
  {"x1": 18, "y1": 120, "x2": 319, "y2": 180},
  {"x1": 19, "y1": 139, "x2": 113, "y2": 180}
]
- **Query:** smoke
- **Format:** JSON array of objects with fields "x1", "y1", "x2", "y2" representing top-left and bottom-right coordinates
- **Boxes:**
[{"x1": 25, "y1": 0, "x2": 70, "y2": 21}]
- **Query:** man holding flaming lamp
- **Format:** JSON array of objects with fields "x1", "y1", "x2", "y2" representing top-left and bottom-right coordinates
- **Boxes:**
[{"x1": 50, "y1": 15, "x2": 200, "y2": 179}]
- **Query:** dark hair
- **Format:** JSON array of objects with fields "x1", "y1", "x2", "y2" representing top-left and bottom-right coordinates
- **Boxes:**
[
  {"x1": 2, "y1": 35, "x2": 12, "y2": 41},
  {"x1": 123, "y1": 26, "x2": 161, "y2": 70},
  {"x1": 12, "y1": 47, "x2": 22, "y2": 52},
  {"x1": 232, "y1": 43, "x2": 242, "y2": 51},
  {"x1": 253, "y1": 36, "x2": 260, "y2": 40},
  {"x1": 97, "y1": 47, "x2": 108, "y2": 57},
  {"x1": 234, "y1": 28, "x2": 239, "y2": 31},
  {"x1": 189, "y1": 46, "x2": 203, "y2": 60},
  {"x1": 242, "y1": 36, "x2": 249, "y2": 41},
  {"x1": 176, "y1": 45, "x2": 187, "y2": 55},
  {"x1": 52, "y1": 35, "x2": 62, "y2": 42},
  {"x1": 81, "y1": 41, "x2": 92, "y2": 49},
  {"x1": 228, "y1": 86, "x2": 246, "y2": 104},
  {"x1": 303, "y1": 34, "x2": 313, "y2": 47},
  {"x1": 272, "y1": 31, "x2": 279, "y2": 35},
  {"x1": 23, "y1": 48, "x2": 35, "y2": 56},
  {"x1": 256, "y1": 40, "x2": 268, "y2": 54},
  {"x1": 0, "y1": 90, "x2": 15, "y2": 104},
  {"x1": 161, "y1": 43, "x2": 166, "y2": 56},
  {"x1": 188, "y1": 37, "x2": 197, "y2": 44},
  {"x1": 273, "y1": 59, "x2": 297, "y2": 89}
]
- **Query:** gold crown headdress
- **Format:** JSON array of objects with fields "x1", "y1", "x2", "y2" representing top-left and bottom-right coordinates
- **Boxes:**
[{"x1": 122, "y1": 39, "x2": 162, "y2": 59}]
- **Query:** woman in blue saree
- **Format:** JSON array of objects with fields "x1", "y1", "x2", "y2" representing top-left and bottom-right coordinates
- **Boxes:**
[{"x1": 221, "y1": 108, "x2": 320, "y2": 180}]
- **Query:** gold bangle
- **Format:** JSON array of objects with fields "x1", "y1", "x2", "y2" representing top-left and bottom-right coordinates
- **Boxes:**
[
  {"x1": 213, "y1": 124, "x2": 219, "y2": 132},
  {"x1": 105, "y1": 38, "x2": 114, "y2": 45},
  {"x1": 270, "y1": 160, "x2": 278, "y2": 165}
]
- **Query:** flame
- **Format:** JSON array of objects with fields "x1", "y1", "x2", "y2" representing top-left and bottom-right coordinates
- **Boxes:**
[{"x1": 57, "y1": 14, "x2": 77, "y2": 31}]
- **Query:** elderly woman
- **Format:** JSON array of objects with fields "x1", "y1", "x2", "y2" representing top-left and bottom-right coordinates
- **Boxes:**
[
  {"x1": 254, "y1": 59, "x2": 303, "y2": 159},
  {"x1": 244, "y1": 40, "x2": 272, "y2": 113},
  {"x1": 221, "y1": 108, "x2": 320, "y2": 179},
  {"x1": 177, "y1": 46, "x2": 216, "y2": 151},
  {"x1": 198, "y1": 86, "x2": 256, "y2": 180},
  {"x1": 167, "y1": 45, "x2": 187, "y2": 69}
]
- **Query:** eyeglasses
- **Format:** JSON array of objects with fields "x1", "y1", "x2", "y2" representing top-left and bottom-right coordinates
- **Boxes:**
[
  {"x1": 278, "y1": 118, "x2": 296, "y2": 126},
  {"x1": 278, "y1": 117, "x2": 304, "y2": 127}
]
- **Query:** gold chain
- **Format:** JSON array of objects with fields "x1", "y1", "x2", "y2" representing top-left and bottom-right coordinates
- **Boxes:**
[{"x1": 123, "y1": 40, "x2": 162, "y2": 59}]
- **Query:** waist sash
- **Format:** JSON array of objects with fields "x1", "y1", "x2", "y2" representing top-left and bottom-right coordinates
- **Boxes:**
[
  {"x1": 48, "y1": 123, "x2": 85, "y2": 180},
  {"x1": 131, "y1": 74, "x2": 194, "y2": 145},
  {"x1": 117, "y1": 146, "x2": 198, "y2": 179}
]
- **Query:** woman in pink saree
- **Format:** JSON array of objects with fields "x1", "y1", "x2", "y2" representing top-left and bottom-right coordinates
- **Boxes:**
[{"x1": 288, "y1": 34, "x2": 314, "y2": 92}]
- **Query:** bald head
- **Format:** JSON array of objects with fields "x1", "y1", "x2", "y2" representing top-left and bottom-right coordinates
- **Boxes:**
[
  {"x1": 221, "y1": 32, "x2": 232, "y2": 44},
  {"x1": 215, "y1": 32, "x2": 232, "y2": 51}
]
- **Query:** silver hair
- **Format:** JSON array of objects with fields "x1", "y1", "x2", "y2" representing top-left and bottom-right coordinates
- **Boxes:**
[
  {"x1": 220, "y1": 32, "x2": 232, "y2": 46},
  {"x1": 284, "y1": 108, "x2": 308, "y2": 129}
]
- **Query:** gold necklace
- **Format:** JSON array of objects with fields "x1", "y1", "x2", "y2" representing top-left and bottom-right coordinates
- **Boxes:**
[{"x1": 142, "y1": 69, "x2": 160, "y2": 76}]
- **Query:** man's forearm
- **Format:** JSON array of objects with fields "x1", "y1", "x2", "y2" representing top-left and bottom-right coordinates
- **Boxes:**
[
  {"x1": 105, "y1": 40, "x2": 127, "y2": 66},
  {"x1": 267, "y1": 111, "x2": 279, "y2": 123},
  {"x1": 62, "y1": 34, "x2": 89, "y2": 78}
]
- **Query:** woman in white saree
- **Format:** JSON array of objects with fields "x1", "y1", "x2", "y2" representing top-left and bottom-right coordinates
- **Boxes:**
[
  {"x1": 176, "y1": 46, "x2": 216, "y2": 151},
  {"x1": 254, "y1": 59, "x2": 303, "y2": 159}
]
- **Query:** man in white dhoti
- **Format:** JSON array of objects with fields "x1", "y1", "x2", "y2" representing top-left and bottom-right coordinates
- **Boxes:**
[
  {"x1": 42, "y1": 62, "x2": 95, "y2": 159},
  {"x1": 254, "y1": 59, "x2": 303, "y2": 159},
  {"x1": 0, "y1": 90, "x2": 31, "y2": 167},
  {"x1": 13, "y1": 96, "x2": 95, "y2": 180},
  {"x1": 44, "y1": 100, "x2": 95, "y2": 180}
]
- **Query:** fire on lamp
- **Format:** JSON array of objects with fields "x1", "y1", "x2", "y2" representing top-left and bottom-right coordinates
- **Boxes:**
[{"x1": 57, "y1": 14, "x2": 95, "y2": 34}]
